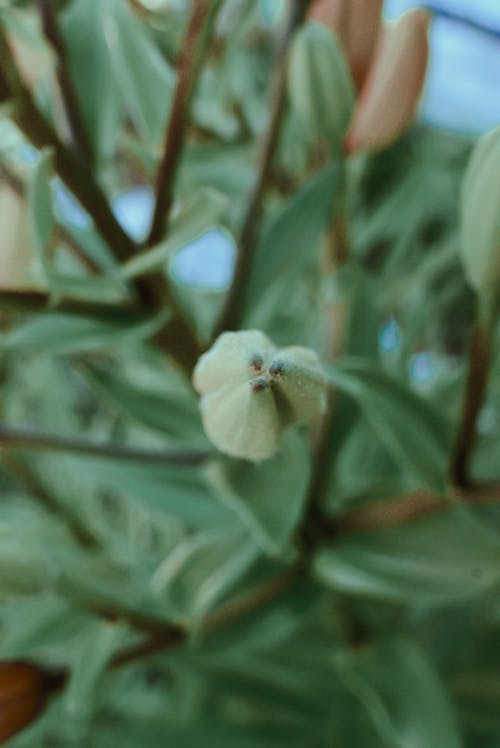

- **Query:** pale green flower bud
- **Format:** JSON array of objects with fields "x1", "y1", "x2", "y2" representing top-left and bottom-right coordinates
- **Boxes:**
[
  {"x1": 288, "y1": 22, "x2": 355, "y2": 148},
  {"x1": 460, "y1": 126, "x2": 500, "y2": 295},
  {"x1": 193, "y1": 331, "x2": 327, "y2": 461}
]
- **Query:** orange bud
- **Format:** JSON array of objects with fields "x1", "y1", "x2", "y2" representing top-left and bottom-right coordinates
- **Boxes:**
[
  {"x1": 309, "y1": 0, "x2": 382, "y2": 89},
  {"x1": 345, "y1": 8, "x2": 430, "y2": 154},
  {"x1": 0, "y1": 661, "x2": 64, "y2": 743},
  {"x1": 345, "y1": 0, "x2": 383, "y2": 89},
  {"x1": 309, "y1": 0, "x2": 346, "y2": 35}
]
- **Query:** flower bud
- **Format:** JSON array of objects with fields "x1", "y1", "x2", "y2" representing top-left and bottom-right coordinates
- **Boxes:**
[
  {"x1": 288, "y1": 22, "x2": 355, "y2": 148},
  {"x1": 0, "y1": 661, "x2": 65, "y2": 743},
  {"x1": 344, "y1": 0, "x2": 383, "y2": 89},
  {"x1": 309, "y1": 0, "x2": 345, "y2": 35},
  {"x1": 345, "y1": 9, "x2": 429, "y2": 154},
  {"x1": 310, "y1": 0, "x2": 383, "y2": 90},
  {"x1": 460, "y1": 126, "x2": 500, "y2": 294},
  {"x1": 193, "y1": 331, "x2": 327, "y2": 460}
]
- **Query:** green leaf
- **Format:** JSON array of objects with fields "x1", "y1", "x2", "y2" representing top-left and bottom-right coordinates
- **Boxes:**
[
  {"x1": 77, "y1": 457, "x2": 233, "y2": 529},
  {"x1": 62, "y1": 0, "x2": 122, "y2": 161},
  {"x1": 244, "y1": 161, "x2": 340, "y2": 336},
  {"x1": 0, "y1": 501, "x2": 68, "y2": 598},
  {"x1": 205, "y1": 430, "x2": 311, "y2": 555},
  {"x1": 460, "y1": 125, "x2": 500, "y2": 294},
  {"x1": 0, "y1": 310, "x2": 166, "y2": 354},
  {"x1": 314, "y1": 507, "x2": 500, "y2": 605},
  {"x1": 335, "y1": 637, "x2": 461, "y2": 748},
  {"x1": 82, "y1": 362, "x2": 205, "y2": 443},
  {"x1": 28, "y1": 148, "x2": 55, "y2": 284},
  {"x1": 95, "y1": 720, "x2": 305, "y2": 748},
  {"x1": 451, "y1": 668, "x2": 500, "y2": 734},
  {"x1": 122, "y1": 188, "x2": 228, "y2": 280},
  {"x1": 43, "y1": 273, "x2": 126, "y2": 304},
  {"x1": 336, "y1": 265, "x2": 380, "y2": 358},
  {"x1": 328, "y1": 358, "x2": 453, "y2": 490},
  {"x1": 179, "y1": 142, "x2": 254, "y2": 204},
  {"x1": 59, "y1": 222, "x2": 122, "y2": 275},
  {"x1": 64, "y1": 619, "x2": 124, "y2": 726},
  {"x1": 107, "y1": 0, "x2": 175, "y2": 144},
  {"x1": 150, "y1": 524, "x2": 259, "y2": 619}
]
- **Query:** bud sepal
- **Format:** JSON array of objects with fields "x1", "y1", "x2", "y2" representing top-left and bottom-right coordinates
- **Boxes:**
[{"x1": 193, "y1": 331, "x2": 327, "y2": 460}]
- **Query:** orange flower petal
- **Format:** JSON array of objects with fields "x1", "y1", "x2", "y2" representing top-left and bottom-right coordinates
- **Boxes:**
[{"x1": 345, "y1": 8, "x2": 430, "y2": 154}]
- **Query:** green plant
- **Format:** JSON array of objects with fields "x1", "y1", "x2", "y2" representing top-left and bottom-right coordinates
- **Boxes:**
[{"x1": 0, "y1": 1, "x2": 499, "y2": 746}]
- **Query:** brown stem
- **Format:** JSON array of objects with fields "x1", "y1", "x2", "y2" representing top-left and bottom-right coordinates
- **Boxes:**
[
  {"x1": 332, "y1": 490, "x2": 450, "y2": 536},
  {"x1": 449, "y1": 317, "x2": 493, "y2": 488},
  {"x1": 7, "y1": 564, "x2": 302, "y2": 711},
  {"x1": 213, "y1": 0, "x2": 312, "y2": 336},
  {"x1": 0, "y1": 424, "x2": 212, "y2": 464},
  {"x1": 150, "y1": 315, "x2": 201, "y2": 375},
  {"x1": 99, "y1": 472, "x2": 500, "y2": 666},
  {"x1": 328, "y1": 202, "x2": 349, "y2": 267},
  {"x1": 0, "y1": 288, "x2": 141, "y2": 319},
  {"x1": 298, "y1": 386, "x2": 337, "y2": 551},
  {"x1": 0, "y1": 25, "x2": 136, "y2": 267},
  {"x1": 146, "y1": 0, "x2": 223, "y2": 247},
  {"x1": 109, "y1": 627, "x2": 185, "y2": 669},
  {"x1": 327, "y1": 482, "x2": 500, "y2": 537},
  {"x1": 13, "y1": 479, "x2": 500, "y2": 706},
  {"x1": 0, "y1": 21, "x2": 201, "y2": 370},
  {"x1": 87, "y1": 602, "x2": 185, "y2": 639},
  {"x1": 203, "y1": 561, "x2": 304, "y2": 634},
  {"x1": 36, "y1": 0, "x2": 93, "y2": 164},
  {"x1": 109, "y1": 563, "x2": 303, "y2": 668}
]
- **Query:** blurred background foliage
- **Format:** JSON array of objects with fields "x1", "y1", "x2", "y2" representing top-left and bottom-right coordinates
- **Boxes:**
[{"x1": 0, "y1": 0, "x2": 499, "y2": 746}]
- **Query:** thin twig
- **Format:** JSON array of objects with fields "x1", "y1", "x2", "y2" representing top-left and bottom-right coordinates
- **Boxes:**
[
  {"x1": 146, "y1": 0, "x2": 223, "y2": 247},
  {"x1": 98, "y1": 471, "x2": 500, "y2": 667},
  {"x1": 449, "y1": 316, "x2": 493, "y2": 488},
  {"x1": 0, "y1": 17, "x2": 202, "y2": 371},
  {"x1": 150, "y1": 315, "x2": 201, "y2": 375},
  {"x1": 110, "y1": 563, "x2": 303, "y2": 668},
  {"x1": 87, "y1": 602, "x2": 185, "y2": 639},
  {"x1": 0, "y1": 25, "x2": 136, "y2": 267},
  {"x1": 0, "y1": 288, "x2": 140, "y2": 319},
  {"x1": 327, "y1": 483, "x2": 500, "y2": 536},
  {"x1": 36, "y1": 0, "x2": 93, "y2": 163},
  {"x1": 298, "y1": 386, "x2": 337, "y2": 551},
  {"x1": 332, "y1": 490, "x2": 450, "y2": 536},
  {"x1": 203, "y1": 561, "x2": 304, "y2": 634},
  {"x1": 213, "y1": 0, "x2": 312, "y2": 336},
  {"x1": 0, "y1": 424, "x2": 212, "y2": 465},
  {"x1": 109, "y1": 627, "x2": 185, "y2": 669}
]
